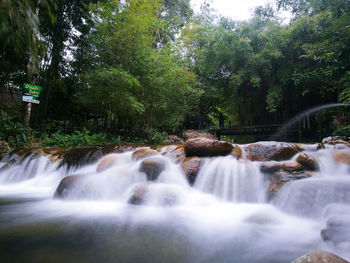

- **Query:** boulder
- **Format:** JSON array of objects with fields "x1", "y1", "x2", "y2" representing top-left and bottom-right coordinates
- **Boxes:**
[
  {"x1": 291, "y1": 251, "x2": 348, "y2": 263},
  {"x1": 127, "y1": 183, "x2": 185, "y2": 206},
  {"x1": 139, "y1": 158, "x2": 166, "y2": 181},
  {"x1": 183, "y1": 130, "x2": 217, "y2": 140},
  {"x1": 282, "y1": 161, "x2": 304, "y2": 172},
  {"x1": 184, "y1": 138, "x2": 233, "y2": 157},
  {"x1": 163, "y1": 135, "x2": 184, "y2": 145},
  {"x1": 54, "y1": 175, "x2": 83, "y2": 199},
  {"x1": 96, "y1": 154, "x2": 119, "y2": 172},
  {"x1": 296, "y1": 153, "x2": 319, "y2": 171},
  {"x1": 333, "y1": 151, "x2": 350, "y2": 165},
  {"x1": 295, "y1": 143, "x2": 323, "y2": 152},
  {"x1": 243, "y1": 141, "x2": 299, "y2": 162},
  {"x1": 132, "y1": 148, "x2": 158, "y2": 161},
  {"x1": 267, "y1": 172, "x2": 312, "y2": 198},
  {"x1": 260, "y1": 162, "x2": 282, "y2": 174},
  {"x1": 161, "y1": 145, "x2": 185, "y2": 163},
  {"x1": 181, "y1": 156, "x2": 201, "y2": 184}
]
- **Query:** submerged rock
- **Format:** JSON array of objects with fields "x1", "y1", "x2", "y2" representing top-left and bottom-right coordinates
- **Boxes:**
[
  {"x1": 139, "y1": 158, "x2": 166, "y2": 181},
  {"x1": 291, "y1": 251, "x2": 348, "y2": 263},
  {"x1": 161, "y1": 145, "x2": 185, "y2": 163},
  {"x1": 243, "y1": 141, "x2": 299, "y2": 162},
  {"x1": 183, "y1": 130, "x2": 217, "y2": 140},
  {"x1": 54, "y1": 175, "x2": 84, "y2": 199},
  {"x1": 267, "y1": 172, "x2": 312, "y2": 198},
  {"x1": 333, "y1": 151, "x2": 350, "y2": 166},
  {"x1": 132, "y1": 148, "x2": 158, "y2": 161},
  {"x1": 184, "y1": 138, "x2": 233, "y2": 157},
  {"x1": 96, "y1": 154, "x2": 119, "y2": 172},
  {"x1": 296, "y1": 153, "x2": 319, "y2": 171},
  {"x1": 127, "y1": 183, "x2": 185, "y2": 206},
  {"x1": 181, "y1": 156, "x2": 201, "y2": 184}
]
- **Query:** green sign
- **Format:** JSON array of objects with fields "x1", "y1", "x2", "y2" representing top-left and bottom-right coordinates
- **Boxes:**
[{"x1": 22, "y1": 83, "x2": 42, "y2": 104}]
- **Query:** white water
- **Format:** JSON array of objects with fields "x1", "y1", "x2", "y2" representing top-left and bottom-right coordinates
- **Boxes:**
[{"x1": 0, "y1": 147, "x2": 350, "y2": 262}]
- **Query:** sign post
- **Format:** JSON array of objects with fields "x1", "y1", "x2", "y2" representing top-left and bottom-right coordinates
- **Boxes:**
[{"x1": 22, "y1": 83, "x2": 42, "y2": 128}]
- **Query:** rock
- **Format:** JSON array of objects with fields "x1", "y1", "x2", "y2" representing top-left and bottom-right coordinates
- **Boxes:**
[
  {"x1": 184, "y1": 138, "x2": 233, "y2": 157},
  {"x1": 296, "y1": 143, "x2": 323, "y2": 152},
  {"x1": 282, "y1": 161, "x2": 304, "y2": 172},
  {"x1": 139, "y1": 158, "x2": 166, "y2": 181},
  {"x1": 54, "y1": 175, "x2": 83, "y2": 199},
  {"x1": 161, "y1": 145, "x2": 185, "y2": 163},
  {"x1": 291, "y1": 251, "x2": 349, "y2": 263},
  {"x1": 267, "y1": 172, "x2": 312, "y2": 198},
  {"x1": 181, "y1": 157, "x2": 201, "y2": 184},
  {"x1": 132, "y1": 148, "x2": 158, "y2": 161},
  {"x1": 127, "y1": 183, "x2": 185, "y2": 206},
  {"x1": 296, "y1": 153, "x2": 319, "y2": 171},
  {"x1": 163, "y1": 135, "x2": 184, "y2": 145},
  {"x1": 96, "y1": 154, "x2": 119, "y2": 172},
  {"x1": 232, "y1": 144, "x2": 242, "y2": 159},
  {"x1": 260, "y1": 162, "x2": 282, "y2": 174},
  {"x1": 243, "y1": 141, "x2": 299, "y2": 162},
  {"x1": 321, "y1": 215, "x2": 350, "y2": 244},
  {"x1": 333, "y1": 152, "x2": 350, "y2": 165},
  {"x1": 322, "y1": 136, "x2": 350, "y2": 145},
  {"x1": 183, "y1": 130, "x2": 217, "y2": 140}
]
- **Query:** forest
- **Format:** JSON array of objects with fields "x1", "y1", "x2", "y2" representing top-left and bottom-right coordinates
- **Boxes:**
[{"x1": 0, "y1": 0, "x2": 350, "y2": 149}]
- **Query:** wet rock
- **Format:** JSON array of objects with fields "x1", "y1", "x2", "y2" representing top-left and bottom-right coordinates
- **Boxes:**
[
  {"x1": 296, "y1": 153, "x2": 319, "y2": 171},
  {"x1": 96, "y1": 154, "x2": 119, "y2": 172},
  {"x1": 321, "y1": 215, "x2": 350, "y2": 244},
  {"x1": 260, "y1": 162, "x2": 282, "y2": 174},
  {"x1": 184, "y1": 138, "x2": 233, "y2": 157},
  {"x1": 132, "y1": 148, "x2": 158, "y2": 161},
  {"x1": 243, "y1": 141, "x2": 299, "y2": 162},
  {"x1": 163, "y1": 135, "x2": 184, "y2": 145},
  {"x1": 232, "y1": 144, "x2": 242, "y2": 159},
  {"x1": 267, "y1": 172, "x2": 312, "y2": 198},
  {"x1": 54, "y1": 175, "x2": 83, "y2": 199},
  {"x1": 322, "y1": 136, "x2": 350, "y2": 145},
  {"x1": 183, "y1": 130, "x2": 217, "y2": 140},
  {"x1": 161, "y1": 145, "x2": 185, "y2": 163},
  {"x1": 181, "y1": 156, "x2": 201, "y2": 184},
  {"x1": 139, "y1": 158, "x2": 166, "y2": 181},
  {"x1": 296, "y1": 143, "x2": 323, "y2": 152},
  {"x1": 333, "y1": 151, "x2": 350, "y2": 165},
  {"x1": 282, "y1": 161, "x2": 304, "y2": 172},
  {"x1": 60, "y1": 145, "x2": 137, "y2": 169},
  {"x1": 291, "y1": 251, "x2": 348, "y2": 263},
  {"x1": 127, "y1": 183, "x2": 185, "y2": 206}
]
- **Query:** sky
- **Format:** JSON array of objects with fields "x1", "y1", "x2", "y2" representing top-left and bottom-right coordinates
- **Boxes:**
[{"x1": 190, "y1": 0, "x2": 291, "y2": 22}]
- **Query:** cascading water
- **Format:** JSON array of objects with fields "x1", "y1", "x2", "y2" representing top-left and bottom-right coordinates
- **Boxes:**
[
  {"x1": 0, "y1": 145, "x2": 349, "y2": 263},
  {"x1": 194, "y1": 156, "x2": 266, "y2": 202}
]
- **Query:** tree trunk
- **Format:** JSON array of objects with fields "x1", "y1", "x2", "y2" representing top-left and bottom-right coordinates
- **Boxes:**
[{"x1": 24, "y1": 0, "x2": 42, "y2": 128}]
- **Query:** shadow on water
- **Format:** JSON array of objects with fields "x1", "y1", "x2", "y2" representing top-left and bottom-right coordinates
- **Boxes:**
[{"x1": 271, "y1": 103, "x2": 350, "y2": 141}]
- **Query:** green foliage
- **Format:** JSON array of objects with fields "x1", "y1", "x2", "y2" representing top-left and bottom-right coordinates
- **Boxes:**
[
  {"x1": 42, "y1": 129, "x2": 108, "y2": 147},
  {"x1": 333, "y1": 125, "x2": 350, "y2": 137},
  {"x1": 0, "y1": 110, "x2": 28, "y2": 148}
]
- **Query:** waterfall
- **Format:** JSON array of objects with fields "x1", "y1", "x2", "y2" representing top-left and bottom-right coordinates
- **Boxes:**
[{"x1": 194, "y1": 156, "x2": 266, "y2": 202}]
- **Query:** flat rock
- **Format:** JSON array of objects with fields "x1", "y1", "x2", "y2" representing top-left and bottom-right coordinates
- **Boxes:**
[
  {"x1": 282, "y1": 161, "x2": 304, "y2": 172},
  {"x1": 333, "y1": 151, "x2": 350, "y2": 165},
  {"x1": 184, "y1": 138, "x2": 233, "y2": 157},
  {"x1": 243, "y1": 141, "x2": 299, "y2": 162}
]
